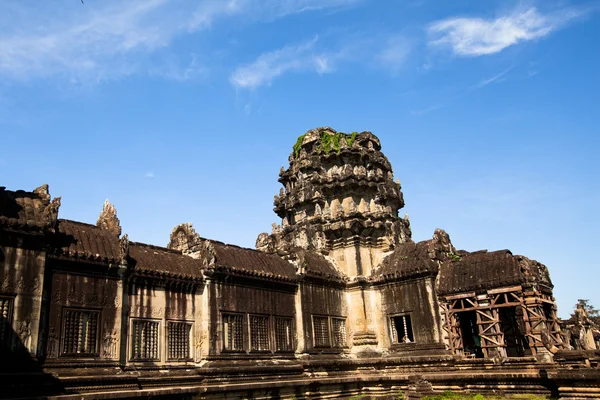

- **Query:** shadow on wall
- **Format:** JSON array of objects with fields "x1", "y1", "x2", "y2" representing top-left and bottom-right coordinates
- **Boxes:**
[{"x1": 0, "y1": 296, "x2": 64, "y2": 398}]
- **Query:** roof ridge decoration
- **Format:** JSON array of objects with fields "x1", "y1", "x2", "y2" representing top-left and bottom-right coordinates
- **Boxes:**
[
  {"x1": 33, "y1": 184, "x2": 51, "y2": 203},
  {"x1": 168, "y1": 222, "x2": 203, "y2": 258},
  {"x1": 42, "y1": 196, "x2": 61, "y2": 232},
  {"x1": 119, "y1": 233, "x2": 129, "y2": 265},
  {"x1": 96, "y1": 199, "x2": 122, "y2": 237}
]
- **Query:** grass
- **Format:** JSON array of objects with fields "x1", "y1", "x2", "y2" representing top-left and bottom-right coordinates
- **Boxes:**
[{"x1": 422, "y1": 392, "x2": 553, "y2": 400}]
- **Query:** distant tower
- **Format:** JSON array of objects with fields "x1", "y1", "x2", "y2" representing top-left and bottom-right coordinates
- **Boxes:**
[{"x1": 258, "y1": 127, "x2": 411, "y2": 277}]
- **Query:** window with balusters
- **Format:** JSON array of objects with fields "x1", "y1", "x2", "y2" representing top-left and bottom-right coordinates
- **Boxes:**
[
  {"x1": 390, "y1": 314, "x2": 414, "y2": 343},
  {"x1": 250, "y1": 315, "x2": 270, "y2": 351},
  {"x1": 62, "y1": 308, "x2": 100, "y2": 356},
  {"x1": 312, "y1": 315, "x2": 347, "y2": 349},
  {"x1": 312, "y1": 316, "x2": 330, "y2": 347},
  {"x1": 275, "y1": 317, "x2": 294, "y2": 352},
  {"x1": 0, "y1": 297, "x2": 13, "y2": 347},
  {"x1": 331, "y1": 317, "x2": 347, "y2": 348},
  {"x1": 131, "y1": 319, "x2": 160, "y2": 361},
  {"x1": 167, "y1": 321, "x2": 192, "y2": 360},
  {"x1": 222, "y1": 313, "x2": 244, "y2": 351}
]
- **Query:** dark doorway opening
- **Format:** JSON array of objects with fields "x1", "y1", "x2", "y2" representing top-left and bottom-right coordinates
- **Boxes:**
[
  {"x1": 458, "y1": 311, "x2": 483, "y2": 358},
  {"x1": 499, "y1": 306, "x2": 528, "y2": 357}
]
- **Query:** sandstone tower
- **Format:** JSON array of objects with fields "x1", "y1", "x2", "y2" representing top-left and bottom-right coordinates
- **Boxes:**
[{"x1": 257, "y1": 127, "x2": 412, "y2": 278}]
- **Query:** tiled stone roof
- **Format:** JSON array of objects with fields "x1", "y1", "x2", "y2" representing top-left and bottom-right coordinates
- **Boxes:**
[
  {"x1": 0, "y1": 185, "x2": 56, "y2": 231},
  {"x1": 437, "y1": 249, "x2": 553, "y2": 295},
  {"x1": 129, "y1": 242, "x2": 203, "y2": 280},
  {"x1": 372, "y1": 240, "x2": 440, "y2": 282},
  {"x1": 54, "y1": 219, "x2": 120, "y2": 263},
  {"x1": 207, "y1": 240, "x2": 297, "y2": 283}
]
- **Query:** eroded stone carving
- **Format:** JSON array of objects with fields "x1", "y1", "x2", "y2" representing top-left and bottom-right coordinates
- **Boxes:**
[{"x1": 97, "y1": 199, "x2": 121, "y2": 237}]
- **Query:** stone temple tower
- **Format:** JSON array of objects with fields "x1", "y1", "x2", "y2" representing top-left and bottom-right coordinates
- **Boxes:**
[{"x1": 257, "y1": 127, "x2": 412, "y2": 278}]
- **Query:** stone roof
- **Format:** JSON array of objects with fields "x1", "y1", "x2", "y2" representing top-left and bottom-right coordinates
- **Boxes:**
[
  {"x1": 54, "y1": 219, "x2": 120, "y2": 263},
  {"x1": 53, "y1": 220, "x2": 204, "y2": 280},
  {"x1": 437, "y1": 249, "x2": 553, "y2": 296},
  {"x1": 295, "y1": 250, "x2": 347, "y2": 283},
  {"x1": 373, "y1": 240, "x2": 440, "y2": 282},
  {"x1": 129, "y1": 242, "x2": 203, "y2": 280},
  {"x1": 207, "y1": 240, "x2": 297, "y2": 283},
  {"x1": 168, "y1": 222, "x2": 297, "y2": 283},
  {"x1": 0, "y1": 185, "x2": 60, "y2": 232},
  {"x1": 372, "y1": 228, "x2": 454, "y2": 283}
]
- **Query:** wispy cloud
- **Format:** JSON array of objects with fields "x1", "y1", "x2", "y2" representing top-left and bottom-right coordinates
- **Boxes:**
[
  {"x1": 409, "y1": 103, "x2": 444, "y2": 116},
  {"x1": 0, "y1": 0, "x2": 359, "y2": 83},
  {"x1": 229, "y1": 36, "x2": 338, "y2": 89},
  {"x1": 473, "y1": 66, "x2": 513, "y2": 88},
  {"x1": 144, "y1": 172, "x2": 155, "y2": 179},
  {"x1": 378, "y1": 35, "x2": 412, "y2": 74},
  {"x1": 428, "y1": 6, "x2": 587, "y2": 57},
  {"x1": 231, "y1": 32, "x2": 414, "y2": 89}
]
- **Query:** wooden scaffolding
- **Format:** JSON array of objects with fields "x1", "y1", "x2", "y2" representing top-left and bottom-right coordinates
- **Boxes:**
[{"x1": 440, "y1": 285, "x2": 562, "y2": 358}]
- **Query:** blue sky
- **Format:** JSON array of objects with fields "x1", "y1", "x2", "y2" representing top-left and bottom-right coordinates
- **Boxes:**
[{"x1": 1, "y1": 0, "x2": 598, "y2": 317}]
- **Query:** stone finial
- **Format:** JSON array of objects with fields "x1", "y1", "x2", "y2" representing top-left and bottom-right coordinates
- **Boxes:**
[
  {"x1": 42, "y1": 196, "x2": 61, "y2": 230},
  {"x1": 33, "y1": 184, "x2": 51, "y2": 202},
  {"x1": 119, "y1": 234, "x2": 129, "y2": 264},
  {"x1": 168, "y1": 223, "x2": 201, "y2": 254},
  {"x1": 256, "y1": 232, "x2": 276, "y2": 253},
  {"x1": 97, "y1": 200, "x2": 121, "y2": 237}
]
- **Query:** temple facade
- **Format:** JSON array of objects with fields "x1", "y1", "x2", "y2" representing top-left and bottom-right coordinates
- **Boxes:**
[{"x1": 0, "y1": 128, "x2": 598, "y2": 399}]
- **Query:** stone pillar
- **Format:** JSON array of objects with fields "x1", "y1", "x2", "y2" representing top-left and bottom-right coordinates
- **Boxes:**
[
  {"x1": 294, "y1": 282, "x2": 306, "y2": 354},
  {"x1": 117, "y1": 264, "x2": 130, "y2": 367}
]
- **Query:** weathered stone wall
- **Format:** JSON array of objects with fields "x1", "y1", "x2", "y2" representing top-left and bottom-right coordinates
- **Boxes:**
[
  {"x1": 128, "y1": 281, "x2": 205, "y2": 364},
  {"x1": 299, "y1": 282, "x2": 347, "y2": 352},
  {"x1": 377, "y1": 277, "x2": 444, "y2": 350},
  {"x1": 45, "y1": 266, "x2": 121, "y2": 361},
  {"x1": 0, "y1": 240, "x2": 46, "y2": 361},
  {"x1": 208, "y1": 279, "x2": 296, "y2": 356}
]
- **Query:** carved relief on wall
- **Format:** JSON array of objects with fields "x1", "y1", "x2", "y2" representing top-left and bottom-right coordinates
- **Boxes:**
[
  {"x1": 46, "y1": 327, "x2": 59, "y2": 358},
  {"x1": 130, "y1": 305, "x2": 164, "y2": 318},
  {"x1": 195, "y1": 332, "x2": 207, "y2": 362},
  {"x1": 18, "y1": 320, "x2": 32, "y2": 351},
  {"x1": 165, "y1": 307, "x2": 194, "y2": 320},
  {"x1": 102, "y1": 326, "x2": 119, "y2": 359},
  {"x1": 1, "y1": 275, "x2": 41, "y2": 294},
  {"x1": 51, "y1": 280, "x2": 118, "y2": 309}
]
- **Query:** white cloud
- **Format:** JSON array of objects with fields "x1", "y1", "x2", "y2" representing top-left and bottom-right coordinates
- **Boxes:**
[
  {"x1": 144, "y1": 172, "x2": 155, "y2": 179},
  {"x1": 378, "y1": 36, "x2": 412, "y2": 73},
  {"x1": 0, "y1": 0, "x2": 359, "y2": 82},
  {"x1": 428, "y1": 7, "x2": 585, "y2": 57},
  {"x1": 230, "y1": 32, "x2": 414, "y2": 89},
  {"x1": 230, "y1": 37, "x2": 338, "y2": 89}
]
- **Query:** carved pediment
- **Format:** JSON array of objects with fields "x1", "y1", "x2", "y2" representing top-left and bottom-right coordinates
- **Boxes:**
[{"x1": 97, "y1": 199, "x2": 121, "y2": 237}]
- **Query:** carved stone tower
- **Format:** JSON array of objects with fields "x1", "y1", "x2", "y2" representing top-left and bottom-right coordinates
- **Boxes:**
[{"x1": 258, "y1": 127, "x2": 411, "y2": 278}]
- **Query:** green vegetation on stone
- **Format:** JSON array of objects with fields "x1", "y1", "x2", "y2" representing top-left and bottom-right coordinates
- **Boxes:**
[
  {"x1": 293, "y1": 134, "x2": 307, "y2": 158},
  {"x1": 292, "y1": 130, "x2": 361, "y2": 158},
  {"x1": 448, "y1": 252, "x2": 462, "y2": 262}
]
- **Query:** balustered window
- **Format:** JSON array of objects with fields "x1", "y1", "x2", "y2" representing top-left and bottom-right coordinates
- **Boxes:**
[
  {"x1": 62, "y1": 308, "x2": 100, "y2": 356},
  {"x1": 131, "y1": 319, "x2": 160, "y2": 361},
  {"x1": 275, "y1": 317, "x2": 294, "y2": 352},
  {"x1": 0, "y1": 297, "x2": 13, "y2": 347},
  {"x1": 167, "y1": 322, "x2": 192, "y2": 360},
  {"x1": 222, "y1": 313, "x2": 244, "y2": 351},
  {"x1": 250, "y1": 315, "x2": 270, "y2": 351},
  {"x1": 313, "y1": 315, "x2": 330, "y2": 347},
  {"x1": 332, "y1": 317, "x2": 347, "y2": 348},
  {"x1": 390, "y1": 314, "x2": 414, "y2": 343}
]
